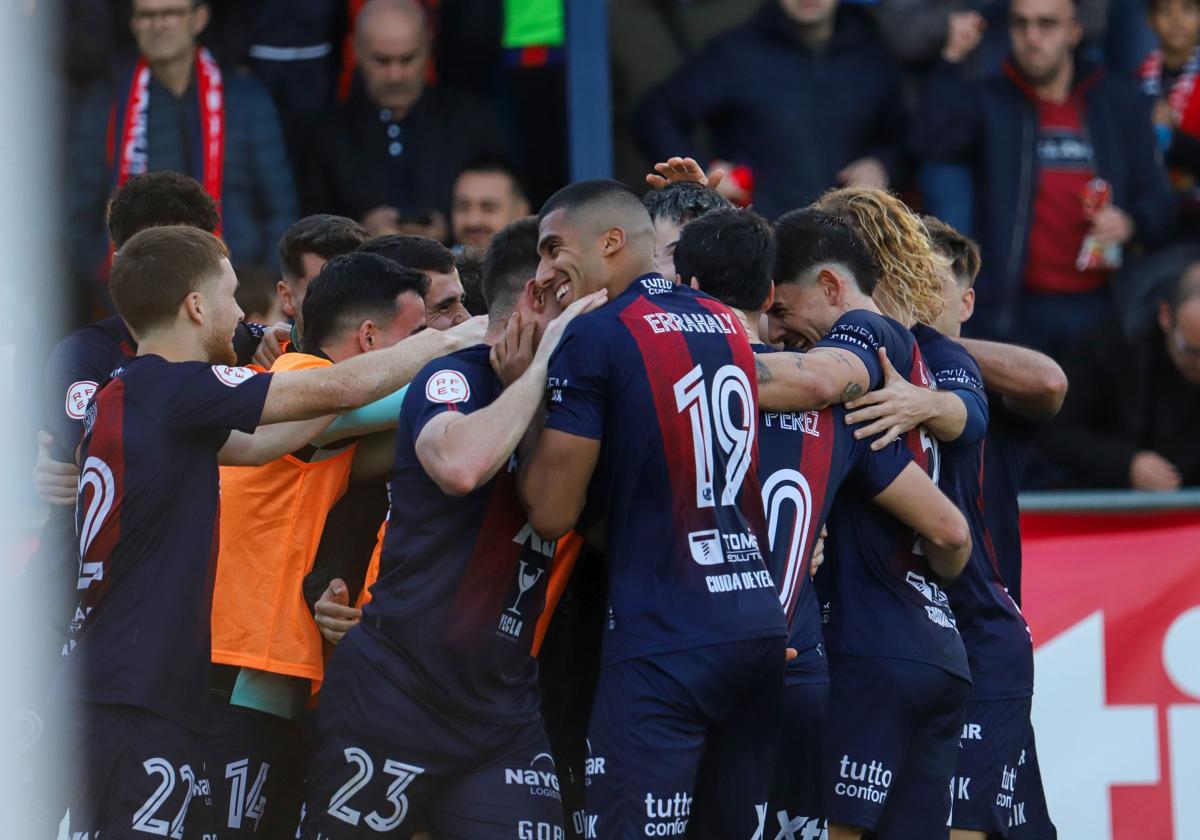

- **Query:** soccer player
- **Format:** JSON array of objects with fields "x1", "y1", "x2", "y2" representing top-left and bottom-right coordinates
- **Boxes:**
[
  {"x1": 939, "y1": 223, "x2": 1065, "y2": 840},
  {"x1": 641, "y1": 179, "x2": 732, "y2": 279},
  {"x1": 359, "y1": 233, "x2": 472, "y2": 330},
  {"x1": 847, "y1": 217, "x2": 1066, "y2": 838},
  {"x1": 276, "y1": 214, "x2": 370, "y2": 337},
  {"x1": 189, "y1": 254, "x2": 431, "y2": 837},
  {"x1": 63, "y1": 226, "x2": 483, "y2": 838},
  {"x1": 676, "y1": 207, "x2": 975, "y2": 838},
  {"x1": 518, "y1": 180, "x2": 787, "y2": 839},
  {"x1": 300, "y1": 228, "x2": 604, "y2": 838},
  {"x1": 738, "y1": 206, "x2": 969, "y2": 839},
  {"x1": 31, "y1": 172, "x2": 259, "y2": 673},
  {"x1": 301, "y1": 234, "x2": 473, "y2": 621}
]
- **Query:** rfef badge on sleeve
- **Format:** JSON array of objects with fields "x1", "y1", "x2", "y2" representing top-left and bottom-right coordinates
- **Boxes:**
[{"x1": 426, "y1": 370, "x2": 471, "y2": 404}]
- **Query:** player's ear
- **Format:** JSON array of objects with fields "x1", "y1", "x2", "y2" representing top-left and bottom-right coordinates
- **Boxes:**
[
  {"x1": 818, "y1": 268, "x2": 842, "y2": 306},
  {"x1": 763, "y1": 283, "x2": 776, "y2": 313},
  {"x1": 525, "y1": 277, "x2": 548, "y2": 313},
  {"x1": 277, "y1": 280, "x2": 295, "y2": 319},
  {"x1": 960, "y1": 287, "x2": 975, "y2": 323},
  {"x1": 183, "y1": 291, "x2": 204, "y2": 325},
  {"x1": 688, "y1": 277, "x2": 700, "y2": 291},
  {"x1": 601, "y1": 226, "x2": 626, "y2": 257},
  {"x1": 358, "y1": 320, "x2": 376, "y2": 353}
]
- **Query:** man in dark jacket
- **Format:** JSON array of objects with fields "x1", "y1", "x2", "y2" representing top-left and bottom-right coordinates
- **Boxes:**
[
  {"x1": 67, "y1": 0, "x2": 298, "y2": 283},
  {"x1": 913, "y1": 0, "x2": 1174, "y2": 354},
  {"x1": 1042, "y1": 259, "x2": 1200, "y2": 490},
  {"x1": 302, "y1": 0, "x2": 507, "y2": 243},
  {"x1": 631, "y1": 0, "x2": 908, "y2": 220}
]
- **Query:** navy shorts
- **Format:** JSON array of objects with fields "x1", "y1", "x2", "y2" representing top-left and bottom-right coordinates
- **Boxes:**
[
  {"x1": 66, "y1": 702, "x2": 200, "y2": 840},
  {"x1": 585, "y1": 635, "x2": 785, "y2": 840},
  {"x1": 185, "y1": 700, "x2": 307, "y2": 838},
  {"x1": 1009, "y1": 723, "x2": 1057, "y2": 839},
  {"x1": 951, "y1": 697, "x2": 1032, "y2": 835},
  {"x1": 768, "y1": 680, "x2": 829, "y2": 839},
  {"x1": 823, "y1": 655, "x2": 968, "y2": 837},
  {"x1": 301, "y1": 629, "x2": 563, "y2": 839}
]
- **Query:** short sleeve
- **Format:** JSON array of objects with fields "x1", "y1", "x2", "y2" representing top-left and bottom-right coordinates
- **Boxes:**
[
  {"x1": 43, "y1": 327, "x2": 127, "y2": 460},
  {"x1": 850, "y1": 437, "x2": 914, "y2": 498},
  {"x1": 813, "y1": 311, "x2": 886, "y2": 390},
  {"x1": 919, "y1": 334, "x2": 989, "y2": 446},
  {"x1": 921, "y1": 336, "x2": 986, "y2": 398},
  {"x1": 406, "y1": 360, "x2": 486, "y2": 443},
  {"x1": 544, "y1": 319, "x2": 607, "y2": 441},
  {"x1": 168, "y1": 363, "x2": 274, "y2": 434}
]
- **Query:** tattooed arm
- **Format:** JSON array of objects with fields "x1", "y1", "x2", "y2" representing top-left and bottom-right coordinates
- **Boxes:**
[{"x1": 755, "y1": 348, "x2": 871, "y2": 412}]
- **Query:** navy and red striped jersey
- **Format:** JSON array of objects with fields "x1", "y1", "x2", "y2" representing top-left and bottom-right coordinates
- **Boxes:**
[
  {"x1": 753, "y1": 343, "x2": 911, "y2": 685},
  {"x1": 814, "y1": 311, "x2": 971, "y2": 681},
  {"x1": 913, "y1": 325, "x2": 1033, "y2": 700},
  {"x1": 364, "y1": 344, "x2": 554, "y2": 724},
  {"x1": 43, "y1": 316, "x2": 135, "y2": 463},
  {"x1": 544, "y1": 274, "x2": 786, "y2": 665},
  {"x1": 65, "y1": 355, "x2": 272, "y2": 729}
]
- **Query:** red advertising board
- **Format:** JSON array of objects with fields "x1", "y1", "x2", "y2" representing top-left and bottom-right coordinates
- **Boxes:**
[{"x1": 1022, "y1": 509, "x2": 1200, "y2": 840}]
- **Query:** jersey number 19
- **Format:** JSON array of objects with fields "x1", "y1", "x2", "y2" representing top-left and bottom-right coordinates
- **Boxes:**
[{"x1": 674, "y1": 364, "x2": 755, "y2": 509}]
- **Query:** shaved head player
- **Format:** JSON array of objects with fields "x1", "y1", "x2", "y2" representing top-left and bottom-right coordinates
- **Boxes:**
[{"x1": 520, "y1": 180, "x2": 787, "y2": 839}]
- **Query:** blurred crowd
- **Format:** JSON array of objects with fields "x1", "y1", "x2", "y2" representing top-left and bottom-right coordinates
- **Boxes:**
[{"x1": 56, "y1": 0, "x2": 1200, "y2": 491}]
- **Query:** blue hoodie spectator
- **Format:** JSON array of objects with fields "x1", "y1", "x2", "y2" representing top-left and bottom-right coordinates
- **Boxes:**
[
  {"x1": 632, "y1": 0, "x2": 907, "y2": 220},
  {"x1": 914, "y1": 6, "x2": 1173, "y2": 350}
]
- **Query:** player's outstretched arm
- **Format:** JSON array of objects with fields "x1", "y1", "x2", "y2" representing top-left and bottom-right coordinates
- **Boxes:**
[
  {"x1": 258, "y1": 316, "x2": 486, "y2": 425},
  {"x1": 872, "y1": 462, "x2": 971, "y2": 580},
  {"x1": 844, "y1": 347, "x2": 975, "y2": 449},
  {"x1": 956, "y1": 337, "x2": 1068, "y2": 421},
  {"x1": 756, "y1": 347, "x2": 872, "y2": 412},
  {"x1": 416, "y1": 292, "x2": 607, "y2": 498},
  {"x1": 219, "y1": 415, "x2": 338, "y2": 466}
]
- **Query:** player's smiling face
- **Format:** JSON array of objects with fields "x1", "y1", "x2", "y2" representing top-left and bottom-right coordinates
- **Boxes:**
[
  {"x1": 536, "y1": 208, "x2": 598, "y2": 307},
  {"x1": 766, "y1": 281, "x2": 838, "y2": 349}
]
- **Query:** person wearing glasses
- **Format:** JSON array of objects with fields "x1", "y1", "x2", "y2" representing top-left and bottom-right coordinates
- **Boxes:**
[
  {"x1": 66, "y1": 0, "x2": 297, "y2": 297},
  {"x1": 1042, "y1": 260, "x2": 1200, "y2": 491},
  {"x1": 913, "y1": 0, "x2": 1175, "y2": 359}
]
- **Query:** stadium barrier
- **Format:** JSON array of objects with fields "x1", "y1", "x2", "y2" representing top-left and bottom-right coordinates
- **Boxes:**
[{"x1": 1021, "y1": 489, "x2": 1200, "y2": 840}]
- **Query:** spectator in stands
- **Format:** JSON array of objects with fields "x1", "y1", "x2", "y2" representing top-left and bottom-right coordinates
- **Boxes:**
[
  {"x1": 1042, "y1": 258, "x2": 1200, "y2": 490},
  {"x1": 608, "y1": 0, "x2": 756, "y2": 187},
  {"x1": 203, "y1": 0, "x2": 348, "y2": 182},
  {"x1": 67, "y1": 0, "x2": 297, "y2": 287},
  {"x1": 874, "y1": 0, "x2": 1106, "y2": 75},
  {"x1": 303, "y1": 0, "x2": 507, "y2": 244},
  {"x1": 1138, "y1": 0, "x2": 1200, "y2": 236},
  {"x1": 642, "y1": 179, "x2": 732, "y2": 279},
  {"x1": 913, "y1": 0, "x2": 1174, "y2": 355},
  {"x1": 631, "y1": 0, "x2": 907, "y2": 219},
  {"x1": 450, "y1": 157, "x2": 530, "y2": 258},
  {"x1": 277, "y1": 215, "x2": 370, "y2": 336}
]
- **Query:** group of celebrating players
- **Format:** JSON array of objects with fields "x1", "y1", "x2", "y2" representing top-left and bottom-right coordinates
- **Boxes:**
[{"x1": 38, "y1": 155, "x2": 1070, "y2": 840}]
